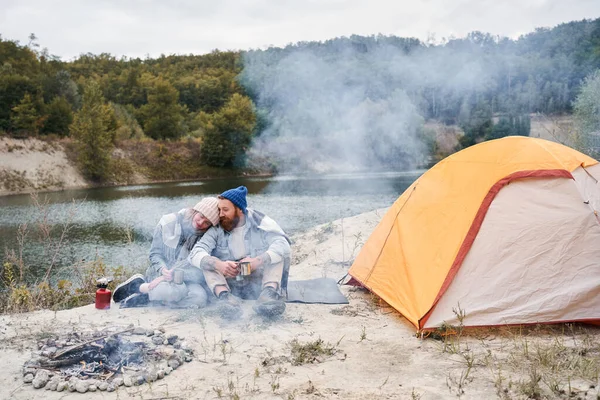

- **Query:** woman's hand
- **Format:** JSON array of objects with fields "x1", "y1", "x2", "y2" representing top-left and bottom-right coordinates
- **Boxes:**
[{"x1": 161, "y1": 267, "x2": 173, "y2": 281}]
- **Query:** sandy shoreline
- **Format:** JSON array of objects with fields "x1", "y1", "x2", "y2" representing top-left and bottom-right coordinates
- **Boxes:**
[
  {"x1": 0, "y1": 137, "x2": 276, "y2": 197},
  {"x1": 1, "y1": 209, "x2": 599, "y2": 399}
]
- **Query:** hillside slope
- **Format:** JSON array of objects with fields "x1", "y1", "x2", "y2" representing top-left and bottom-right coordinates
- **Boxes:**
[
  {"x1": 0, "y1": 138, "x2": 86, "y2": 196},
  {"x1": 0, "y1": 115, "x2": 578, "y2": 196}
]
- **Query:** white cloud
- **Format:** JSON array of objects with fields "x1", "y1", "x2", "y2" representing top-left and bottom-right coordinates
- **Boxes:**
[{"x1": 0, "y1": 0, "x2": 599, "y2": 59}]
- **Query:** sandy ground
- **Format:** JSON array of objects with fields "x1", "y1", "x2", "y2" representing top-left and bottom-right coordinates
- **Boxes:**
[
  {"x1": 0, "y1": 137, "x2": 86, "y2": 196},
  {"x1": 1, "y1": 208, "x2": 599, "y2": 400},
  {"x1": 0, "y1": 119, "x2": 595, "y2": 399}
]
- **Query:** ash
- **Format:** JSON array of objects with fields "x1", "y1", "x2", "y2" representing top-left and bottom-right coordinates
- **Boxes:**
[{"x1": 21, "y1": 325, "x2": 193, "y2": 393}]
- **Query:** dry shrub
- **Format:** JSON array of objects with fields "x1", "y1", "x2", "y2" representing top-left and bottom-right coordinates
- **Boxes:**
[
  {"x1": 119, "y1": 138, "x2": 241, "y2": 181},
  {"x1": 425, "y1": 313, "x2": 600, "y2": 399},
  {"x1": 6, "y1": 284, "x2": 34, "y2": 312},
  {"x1": 1, "y1": 193, "x2": 139, "y2": 314},
  {"x1": 0, "y1": 169, "x2": 32, "y2": 191},
  {"x1": 1, "y1": 257, "x2": 134, "y2": 313},
  {"x1": 288, "y1": 337, "x2": 340, "y2": 366},
  {"x1": 119, "y1": 139, "x2": 203, "y2": 180},
  {"x1": 33, "y1": 168, "x2": 64, "y2": 190},
  {"x1": 109, "y1": 154, "x2": 137, "y2": 184},
  {"x1": 65, "y1": 136, "x2": 268, "y2": 185}
]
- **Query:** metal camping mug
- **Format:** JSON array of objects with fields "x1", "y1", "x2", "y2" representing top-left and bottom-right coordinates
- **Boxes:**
[
  {"x1": 239, "y1": 262, "x2": 252, "y2": 277},
  {"x1": 173, "y1": 269, "x2": 184, "y2": 285}
]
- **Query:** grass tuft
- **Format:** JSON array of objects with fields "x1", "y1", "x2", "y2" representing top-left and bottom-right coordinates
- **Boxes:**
[{"x1": 288, "y1": 337, "x2": 340, "y2": 366}]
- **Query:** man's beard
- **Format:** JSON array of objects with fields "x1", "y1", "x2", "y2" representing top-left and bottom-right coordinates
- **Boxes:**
[{"x1": 220, "y1": 215, "x2": 239, "y2": 232}]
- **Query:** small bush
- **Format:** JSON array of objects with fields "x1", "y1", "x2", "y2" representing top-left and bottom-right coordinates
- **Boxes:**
[
  {"x1": 119, "y1": 138, "x2": 240, "y2": 181},
  {"x1": 1, "y1": 193, "x2": 139, "y2": 314},
  {"x1": 288, "y1": 338, "x2": 339, "y2": 365},
  {"x1": 6, "y1": 284, "x2": 34, "y2": 312},
  {"x1": 1, "y1": 258, "x2": 135, "y2": 313},
  {"x1": 0, "y1": 169, "x2": 32, "y2": 191}
]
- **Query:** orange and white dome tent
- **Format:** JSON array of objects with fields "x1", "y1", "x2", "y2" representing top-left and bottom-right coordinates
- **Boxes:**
[{"x1": 348, "y1": 136, "x2": 600, "y2": 330}]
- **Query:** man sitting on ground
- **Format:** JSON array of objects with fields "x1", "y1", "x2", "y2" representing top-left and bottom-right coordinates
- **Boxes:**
[
  {"x1": 113, "y1": 197, "x2": 220, "y2": 308},
  {"x1": 189, "y1": 186, "x2": 291, "y2": 318}
]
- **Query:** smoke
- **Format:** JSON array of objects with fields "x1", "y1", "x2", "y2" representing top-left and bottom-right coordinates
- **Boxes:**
[{"x1": 240, "y1": 37, "x2": 495, "y2": 174}]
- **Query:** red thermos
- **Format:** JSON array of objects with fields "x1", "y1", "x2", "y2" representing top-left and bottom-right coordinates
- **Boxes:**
[{"x1": 95, "y1": 278, "x2": 112, "y2": 310}]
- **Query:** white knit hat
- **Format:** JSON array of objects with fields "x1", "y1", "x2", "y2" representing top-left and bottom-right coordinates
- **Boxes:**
[{"x1": 193, "y1": 197, "x2": 220, "y2": 226}]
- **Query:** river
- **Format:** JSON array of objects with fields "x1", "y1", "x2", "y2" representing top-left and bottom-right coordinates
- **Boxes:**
[{"x1": 0, "y1": 171, "x2": 422, "y2": 281}]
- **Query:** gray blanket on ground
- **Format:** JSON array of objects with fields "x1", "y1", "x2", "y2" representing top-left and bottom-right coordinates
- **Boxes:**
[
  {"x1": 120, "y1": 277, "x2": 349, "y2": 308},
  {"x1": 285, "y1": 278, "x2": 349, "y2": 304}
]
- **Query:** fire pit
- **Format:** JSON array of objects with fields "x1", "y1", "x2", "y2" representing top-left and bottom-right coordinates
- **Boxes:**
[{"x1": 22, "y1": 325, "x2": 193, "y2": 393}]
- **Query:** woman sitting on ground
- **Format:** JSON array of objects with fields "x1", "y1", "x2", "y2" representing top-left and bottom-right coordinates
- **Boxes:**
[{"x1": 113, "y1": 197, "x2": 220, "y2": 308}]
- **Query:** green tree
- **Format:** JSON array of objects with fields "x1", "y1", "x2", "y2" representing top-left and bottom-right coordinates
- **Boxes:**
[
  {"x1": 485, "y1": 114, "x2": 531, "y2": 140},
  {"x1": 138, "y1": 79, "x2": 185, "y2": 140},
  {"x1": 0, "y1": 74, "x2": 39, "y2": 130},
  {"x1": 458, "y1": 101, "x2": 493, "y2": 149},
  {"x1": 573, "y1": 70, "x2": 600, "y2": 155},
  {"x1": 573, "y1": 69, "x2": 600, "y2": 155},
  {"x1": 115, "y1": 67, "x2": 146, "y2": 107},
  {"x1": 42, "y1": 96, "x2": 73, "y2": 136},
  {"x1": 176, "y1": 69, "x2": 239, "y2": 113},
  {"x1": 574, "y1": 70, "x2": 600, "y2": 137},
  {"x1": 11, "y1": 93, "x2": 39, "y2": 134},
  {"x1": 201, "y1": 94, "x2": 256, "y2": 167},
  {"x1": 42, "y1": 70, "x2": 81, "y2": 108},
  {"x1": 70, "y1": 81, "x2": 116, "y2": 181},
  {"x1": 486, "y1": 117, "x2": 511, "y2": 140},
  {"x1": 516, "y1": 114, "x2": 531, "y2": 136},
  {"x1": 111, "y1": 103, "x2": 145, "y2": 141},
  {"x1": 0, "y1": 36, "x2": 39, "y2": 77}
]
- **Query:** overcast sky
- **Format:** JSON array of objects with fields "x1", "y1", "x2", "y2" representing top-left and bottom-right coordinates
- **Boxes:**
[{"x1": 1, "y1": 0, "x2": 599, "y2": 60}]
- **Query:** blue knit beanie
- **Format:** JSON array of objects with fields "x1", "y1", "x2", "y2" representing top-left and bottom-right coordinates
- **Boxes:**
[{"x1": 220, "y1": 186, "x2": 248, "y2": 213}]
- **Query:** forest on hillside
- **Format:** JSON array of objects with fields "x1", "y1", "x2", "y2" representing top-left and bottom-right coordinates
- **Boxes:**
[{"x1": 1, "y1": 17, "x2": 600, "y2": 178}]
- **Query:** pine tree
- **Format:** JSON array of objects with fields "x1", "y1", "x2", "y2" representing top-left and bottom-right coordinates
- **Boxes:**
[
  {"x1": 522, "y1": 115, "x2": 531, "y2": 136},
  {"x1": 42, "y1": 96, "x2": 73, "y2": 136},
  {"x1": 70, "y1": 81, "x2": 116, "y2": 182},
  {"x1": 138, "y1": 79, "x2": 185, "y2": 140},
  {"x1": 201, "y1": 94, "x2": 256, "y2": 167},
  {"x1": 10, "y1": 93, "x2": 39, "y2": 133}
]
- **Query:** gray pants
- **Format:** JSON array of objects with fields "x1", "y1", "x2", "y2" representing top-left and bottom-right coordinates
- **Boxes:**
[
  {"x1": 145, "y1": 261, "x2": 209, "y2": 308},
  {"x1": 148, "y1": 282, "x2": 208, "y2": 308},
  {"x1": 203, "y1": 260, "x2": 284, "y2": 299}
]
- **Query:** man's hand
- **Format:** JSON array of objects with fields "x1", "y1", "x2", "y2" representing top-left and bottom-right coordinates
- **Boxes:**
[
  {"x1": 239, "y1": 255, "x2": 267, "y2": 273},
  {"x1": 161, "y1": 267, "x2": 173, "y2": 281},
  {"x1": 216, "y1": 260, "x2": 239, "y2": 278}
]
